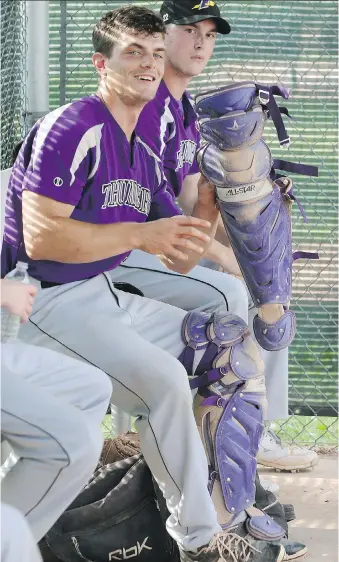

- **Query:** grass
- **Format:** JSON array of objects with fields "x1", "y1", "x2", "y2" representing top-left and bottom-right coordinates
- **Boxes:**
[
  {"x1": 273, "y1": 416, "x2": 338, "y2": 447},
  {"x1": 102, "y1": 414, "x2": 338, "y2": 447}
]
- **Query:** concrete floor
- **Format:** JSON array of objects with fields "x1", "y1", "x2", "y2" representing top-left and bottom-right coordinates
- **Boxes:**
[{"x1": 258, "y1": 455, "x2": 338, "y2": 562}]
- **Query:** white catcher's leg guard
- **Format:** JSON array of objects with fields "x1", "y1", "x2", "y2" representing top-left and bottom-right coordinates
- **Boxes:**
[
  {"x1": 195, "y1": 82, "x2": 318, "y2": 351},
  {"x1": 178, "y1": 310, "x2": 285, "y2": 541}
]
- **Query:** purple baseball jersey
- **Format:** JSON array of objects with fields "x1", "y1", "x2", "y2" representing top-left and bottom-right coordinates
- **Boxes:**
[
  {"x1": 136, "y1": 80, "x2": 200, "y2": 207},
  {"x1": 1, "y1": 95, "x2": 181, "y2": 284}
]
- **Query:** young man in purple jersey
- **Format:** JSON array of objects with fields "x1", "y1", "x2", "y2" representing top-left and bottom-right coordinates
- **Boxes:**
[
  {"x1": 112, "y1": 0, "x2": 318, "y2": 478},
  {"x1": 1, "y1": 6, "x2": 287, "y2": 562}
]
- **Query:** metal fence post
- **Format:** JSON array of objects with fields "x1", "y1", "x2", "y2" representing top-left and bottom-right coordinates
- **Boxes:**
[
  {"x1": 59, "y1": 0, "x2": 67, "y2": 106},
  {"x1": 26, "y1": 0, "x2": 50, "y2": 129}
]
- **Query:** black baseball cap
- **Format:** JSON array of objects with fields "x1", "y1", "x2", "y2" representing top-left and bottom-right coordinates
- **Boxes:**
[{"x1": 160, "y1": 0, "x2": 231, "y2": 35}]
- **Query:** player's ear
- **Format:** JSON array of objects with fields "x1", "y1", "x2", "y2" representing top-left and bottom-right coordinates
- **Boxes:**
[{"x1": 92, "y1": 53, "x2": 107, "y2": 77}]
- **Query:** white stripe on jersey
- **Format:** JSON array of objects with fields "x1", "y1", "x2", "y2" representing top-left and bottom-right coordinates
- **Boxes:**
[
  {"x1": 159, "y1": 97, "x2": 176, "y2": 156},
  {"x1": 136, "y1": 136, "x2": 163, "y2": 187},
  {"x1": 70, "y1": 124, "x2": 104, "y2": 186},
  {"x1": 32, "y1": 103, "x2": 72, "y2": 169}
]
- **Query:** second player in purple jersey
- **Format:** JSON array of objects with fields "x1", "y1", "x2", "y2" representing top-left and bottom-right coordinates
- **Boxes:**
[{"x1": 136, "y1": 79, "x2": 200, "y2": 201}]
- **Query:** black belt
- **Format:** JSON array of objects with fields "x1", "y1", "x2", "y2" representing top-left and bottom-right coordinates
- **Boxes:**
[
  {"x1": 41, "y1": 281, "x2": 62, "y2": 289},
  {"x1": 41, "y1": 280, "x2": 144, "y2": 297}
]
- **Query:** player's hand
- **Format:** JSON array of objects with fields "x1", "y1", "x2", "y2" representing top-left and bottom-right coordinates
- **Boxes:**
[
  {"x1": 1, "y1": 279, "x2": 38, "y2": 323},
  {"x1": 137, "y1": 215, "x2": 211, "y2": 261}
]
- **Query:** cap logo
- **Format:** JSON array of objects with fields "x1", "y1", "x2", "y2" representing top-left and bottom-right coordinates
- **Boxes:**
[
  {"x1": 163, "y1": 13, "x2": 169, "y2": 21},
  {"x1": 192, "y1": 0, "x2": 215, "y2": 10}
]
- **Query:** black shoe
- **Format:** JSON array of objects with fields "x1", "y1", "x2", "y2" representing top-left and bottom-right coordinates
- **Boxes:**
[
  {"x1": 179, "y1": 531, "x2": 286, "y2": 562},
  {"x1": 255, "y1": 472, "x2": 289, "y2": 535},
  {"x1": 281, "y1": 538, "x2": 308, "y2": 560}
]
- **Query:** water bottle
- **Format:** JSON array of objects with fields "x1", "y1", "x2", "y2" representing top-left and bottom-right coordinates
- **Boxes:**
[{"x1": 1, "y1": 262, "x2": 30, "y2": 343}]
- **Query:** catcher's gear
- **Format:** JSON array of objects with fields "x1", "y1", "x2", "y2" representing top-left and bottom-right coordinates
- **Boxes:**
[
  {"x1": 195, "y1": 81, "x2": 318, "y2": 351},
  {"x1": 196, "y1": 81, "x2": 291, "y2": 148},
  {"x1": 178, "y1": 310, "x2": 284, "y2": 541}
]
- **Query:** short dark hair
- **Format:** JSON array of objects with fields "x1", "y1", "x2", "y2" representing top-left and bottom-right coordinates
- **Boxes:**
[{"x1": 92, "y1": 6, "x2": 165, "y2": 57}]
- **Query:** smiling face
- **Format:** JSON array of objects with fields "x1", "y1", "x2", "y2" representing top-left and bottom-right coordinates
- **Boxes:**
[
  {"x1": 164, "y1": 19, "x2": 217, "y2": 78},
  {"x1": 93, "y1": 30, "x2": 165, "y2": 105}
]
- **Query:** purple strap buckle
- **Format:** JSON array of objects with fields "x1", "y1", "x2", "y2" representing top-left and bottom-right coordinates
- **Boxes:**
[{"x1": 258, "y1": 88, "x2": 270, "y2": 105}]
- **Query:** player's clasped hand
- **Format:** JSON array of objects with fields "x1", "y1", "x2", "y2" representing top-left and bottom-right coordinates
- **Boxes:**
[
  {"x1": 1, "y1": 279, "x2": 38, "y2": 323},
  {"x1": 138, "y1": 215, "x2": 211, "y2": 261}
]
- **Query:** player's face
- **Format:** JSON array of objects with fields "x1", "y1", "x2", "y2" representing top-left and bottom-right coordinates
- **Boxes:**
[
  {"x1": 103, "y1": 31, "x2": 165, "y2": 105},
  {"x1": 165, "y1": 20, "x2": 217, "y2": 78}
]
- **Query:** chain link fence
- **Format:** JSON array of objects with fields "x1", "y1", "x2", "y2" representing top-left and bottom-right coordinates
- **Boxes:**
[
  {"x1": 0, "y1": 0, "x2": 27, "y2": 170},
  {"x1": 1, "y1": 1, "x2": 337, "y2": 448},
  {"x1": 49, "y1": 0, "x2": 338, "y2": 449}
]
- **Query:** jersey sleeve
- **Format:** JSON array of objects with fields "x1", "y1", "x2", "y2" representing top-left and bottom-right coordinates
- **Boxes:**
[
  {"x1": 162, "y1": 113, "x2": 201, "y2": 178},
  {"x1": 148, "y1": 154, "x2": 182, "y2": 221},
  {"x1": 137, "y1": 136, "x2": 182, "y2": 221},
  {"x1": 149, "y1": 177, "x2": 183, "y2": 221},
  {"x1": 188, "y1": 158, "x2": 200, "y2": 175},
  {"x1": 187, "y1": 122, "x2": 201, "y2": 175},
  {"x1": 22, "y1": 106, "x2": 101, "y2": 207}
]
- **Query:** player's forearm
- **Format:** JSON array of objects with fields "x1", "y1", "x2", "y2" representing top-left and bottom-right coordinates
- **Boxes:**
[
  {"x1": 178, "y1": 173, "x2": 200, "y2": 216},
  {"x1": 24, "y1": 217, "x2": 141, "y2": 263},
  {"x1": 205, "y1": 240, "x2": 242, "y2": 277},
  {"x1": 215, "y1": 213, "x2": 231, "y2": 247},
  {"x1": 166, "y1": 201, "x2": 218, "y2": 274}
]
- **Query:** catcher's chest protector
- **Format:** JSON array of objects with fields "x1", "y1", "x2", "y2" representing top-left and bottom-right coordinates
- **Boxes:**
[
  {"x1": 45, "y1": 455, "x2": 178, "y2": 562},
  {"x1": 195, "y1": 81, "x2": 319, "y2": 351}
]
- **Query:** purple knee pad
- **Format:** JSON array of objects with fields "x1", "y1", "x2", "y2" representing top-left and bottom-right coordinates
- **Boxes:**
[
  {"x1": 199, "y1": 106, "x2": 266, "y2": 151},
  {"x1": 178, "y1": 311, "x2": 266, "y2": 519},
  {"x1": 195, "y1": 81, "x2": 291, "y2": 148}
]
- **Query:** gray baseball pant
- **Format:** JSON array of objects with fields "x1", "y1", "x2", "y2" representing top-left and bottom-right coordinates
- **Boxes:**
[
  {"x1": 1, "y1": 342, "x2": 111, "y2": 542},
  {"x1": 19, "y1": 271, "x2": 226, "y2": 551},
  {"x1": 1, "y1": 503, "x2": 43, "y2": 562}
]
